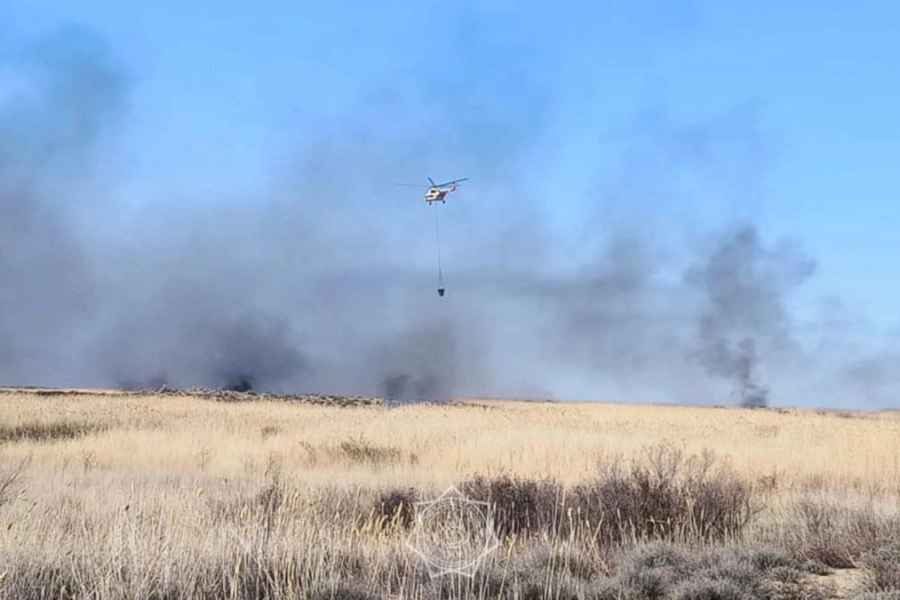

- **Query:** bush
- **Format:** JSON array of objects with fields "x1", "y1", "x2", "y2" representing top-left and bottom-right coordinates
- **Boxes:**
[
  {"x1": 861, "y1": 542, "x2": 900, "y2": 592},
  {"x1": 615, "y1": 542, "x2": 695, "y2": 598},
  {"x1": 457, "y1": 443, "x2": 757, "y2": 547},
  {"x1": 599, "y1": 542, "x2": 832, "y2": 600},
  {"x1": 582, "y1": 444, "x2": 757, "y2": 545},
  {"x1": 458, "y1": 474, "x2": 564, "y2": 538},
  {"x1": 374, "y1": 486, "x2": 419, "y2": 528},
  {"x1": 774, "y1": 498, "x2": 900, "y2": 568}
]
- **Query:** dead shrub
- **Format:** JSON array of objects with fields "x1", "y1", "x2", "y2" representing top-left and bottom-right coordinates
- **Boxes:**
[
  {"x1": 300, "y1": 437, "x2": 417, "y2": 468},
  {"x1": 340, "y1": 437, "x2": 401, "y2": 464},
  {"x1": 457, "y1": 444, "x2": 757, "y2": 547},
  {"x1": 260, "y1": 425, "x2": 282, "y2": 439},
  {"x1": 374, "y1": 487, "x2": 419, "y2": 529},
  {"x1": 0, "y1": 421, "x2": 108, "y2": 444},
  {"x1": 573, "y1": 444, "x2": 757, "y2": 546},
  {"x1": 459, "y1": 474, "x2": 564, "y2": 538},
  {"x1": 775, "y1": 497, "x2": 900, "y2": 568}
]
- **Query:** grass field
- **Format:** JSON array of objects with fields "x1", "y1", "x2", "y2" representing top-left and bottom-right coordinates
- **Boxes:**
[{"x1": 1, "y1": 387, "x2": 899, "y2": 599}]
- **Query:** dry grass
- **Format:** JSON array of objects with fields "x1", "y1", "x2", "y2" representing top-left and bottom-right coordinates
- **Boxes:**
[
  {"x1": 2, "y1": 389, "x2": 899, "y2": 490},
  {"x1": 0, "y1": 388, "x2": 899, "y2": 598}
]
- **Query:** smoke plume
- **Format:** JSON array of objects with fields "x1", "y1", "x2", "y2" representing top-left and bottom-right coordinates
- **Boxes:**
[
  {"x1": 0, "y1": 25, "x2": 128, "y2": 386},
  {"x1": 684, "y1": 227, "x2": 816, "y2": 407},
  {"x1": 0, "y1": 19, "x2": 895, "y2": 408}
]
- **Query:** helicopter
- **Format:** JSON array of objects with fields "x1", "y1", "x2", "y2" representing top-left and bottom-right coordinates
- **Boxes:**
[
  {"x1": 397, "y1": 177, "x2": 469, "y2": 204},
  {"x1": 396, "y1": 176, "x2": 469, "y2": 297}
]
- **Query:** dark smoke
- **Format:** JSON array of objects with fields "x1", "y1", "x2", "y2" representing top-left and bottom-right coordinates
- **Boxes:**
[
  {"x1": 381, "y1": 372, "x2": 441, "y2": 404},
  {"x1": 370, "y1": 319, "x2": 464, "y2": 405},
  {"x1": 0, "y1": 25, "x2": 128, "y2": 387},
  {"x1": 64, "y1": 311, "x2": 309, "y2": 394},
  {"x1": 684, "y1": 226, "x2": 816, "y2": 407},
  {"x1": 697, "y1": 336, "x2": 769, "y2": 408}
]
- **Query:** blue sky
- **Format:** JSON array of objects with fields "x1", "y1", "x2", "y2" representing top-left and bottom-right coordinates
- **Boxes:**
[{"x1": 4, "y1": 0, "x2": 900, "y2": 333}]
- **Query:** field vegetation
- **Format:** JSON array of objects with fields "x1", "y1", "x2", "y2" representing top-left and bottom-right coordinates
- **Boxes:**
[{"x1": 1, "y1": 388, "x2": 899, "y2": 599}]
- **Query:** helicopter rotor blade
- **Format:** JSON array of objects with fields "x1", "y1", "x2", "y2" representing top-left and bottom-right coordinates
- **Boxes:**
[
  {"x1": 427, "y1": 177, "x2": 436, "y2": 186},
  {"x1": 434, "y1": 177, "x2": 468, "y2": 188}
]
